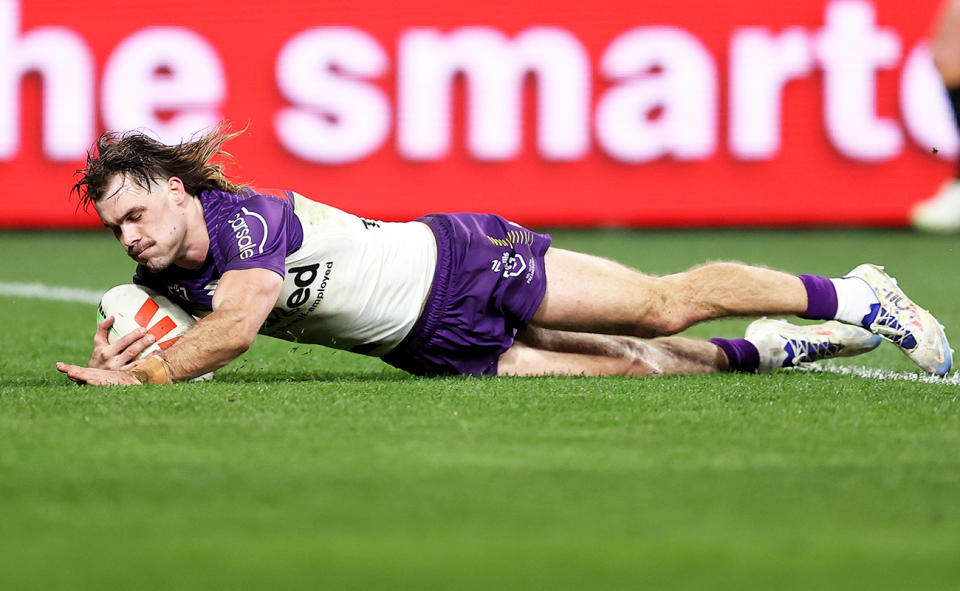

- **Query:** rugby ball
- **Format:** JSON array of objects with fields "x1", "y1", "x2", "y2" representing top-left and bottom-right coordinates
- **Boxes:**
[
  {"x1": 99, "y1": 284, "x2": 195, "y2": 355},
  {"x1": 98, "y1": 284, "x2": 213, "y2": 380}
]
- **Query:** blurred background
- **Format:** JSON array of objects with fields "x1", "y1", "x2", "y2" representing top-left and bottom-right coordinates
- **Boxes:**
[{"x1": 0, "y1": 0, "x2": 953, "y2": 229}]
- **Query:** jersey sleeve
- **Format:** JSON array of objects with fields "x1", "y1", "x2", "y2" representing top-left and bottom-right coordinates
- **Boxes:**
[{"x1": 213, "y1": 195, "x2": 290, "y2": 277}]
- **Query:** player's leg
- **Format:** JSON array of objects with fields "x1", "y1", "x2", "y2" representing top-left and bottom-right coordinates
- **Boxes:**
[
  {"x1": 530, "y1": 249, "x2": 952, "y2": 375},
  {"x1": 912, "y1": 0, "x2": 960, "y2": 231},
  {"x1": 498, "y1": 328, "x2": 728, "y2": 377},
  {"x1": 497, "y1": 321, "x2": 883, "y2": 377},
  {"x1": 531, "y1": 248, "x2": 808, "y2": 337}
]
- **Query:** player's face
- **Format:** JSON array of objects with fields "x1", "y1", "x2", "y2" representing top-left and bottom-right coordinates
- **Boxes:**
[{"x1": 95, "y1": 174, "x2": 190, "y2": 272}]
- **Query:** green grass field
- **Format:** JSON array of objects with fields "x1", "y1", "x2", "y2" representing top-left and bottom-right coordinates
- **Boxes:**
[{"x1": 1, "y1": 229, "x2": 958, "y2": 590}]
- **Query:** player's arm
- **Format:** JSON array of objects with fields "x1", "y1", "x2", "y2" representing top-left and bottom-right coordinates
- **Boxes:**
[
  {"x1": 57, "y1": 268, "x2": 282, "y2": 385},
  {"x1": 151, "y1": 268, "x2": 283, "y2": 382},
  {"x1": 59, "y1": 194, "x2": 291, "y2": 385}
]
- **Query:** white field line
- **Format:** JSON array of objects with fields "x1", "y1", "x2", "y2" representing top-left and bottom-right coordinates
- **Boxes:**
[
  {"x1": 0, "y1": 281, "x2": 101, "y2": 305},
  {"x1": 789, "y1": 364, "x2": 960, "y2": 385}
]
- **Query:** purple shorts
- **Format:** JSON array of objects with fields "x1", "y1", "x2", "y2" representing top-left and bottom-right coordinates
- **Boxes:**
[{"x1": 381, "y1": 213, "x2": 552, "y2": 377}]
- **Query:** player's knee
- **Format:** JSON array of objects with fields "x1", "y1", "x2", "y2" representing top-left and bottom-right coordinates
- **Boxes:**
[
  {"x1": 617, "y1": 341, "x2": 661, "y2": 376},
  {"x1": 638, "y1": 291, "x2": 699, "y2": 336},
  {"x1": 641, "y1": 312, "x2": 688, "y2": 337}
]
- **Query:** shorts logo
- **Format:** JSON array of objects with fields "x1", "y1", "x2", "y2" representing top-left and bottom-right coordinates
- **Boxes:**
[{"x1": 491, "y1": 252, "x2": 526, "y2": 278}]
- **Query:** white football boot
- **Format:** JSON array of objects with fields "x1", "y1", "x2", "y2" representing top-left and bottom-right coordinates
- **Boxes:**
[
  {"x1": 746, "y1": 319, "x2": 882, "y2": 373},
  {"x1": 911, "y1": 180, "x2": 960, "y2": 233},
  {"x1": 844, "y1": 264, "x2": 953, "y2": 376}
]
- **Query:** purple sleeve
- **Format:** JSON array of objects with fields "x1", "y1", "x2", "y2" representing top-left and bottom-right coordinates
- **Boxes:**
[{"x1": 214, "y1": 195, "x2": 289, "y2": 277}]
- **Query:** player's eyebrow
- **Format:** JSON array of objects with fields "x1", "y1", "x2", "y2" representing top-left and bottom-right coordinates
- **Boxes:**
[{"x1": 102, "y1": 206, "x2": 146, "y2": 229}]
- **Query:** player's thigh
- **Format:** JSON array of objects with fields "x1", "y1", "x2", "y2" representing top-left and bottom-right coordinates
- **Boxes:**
[
  {"x1": 497, "y1": 340, "x2": 655, "y2": 377},
  {"x1": 531, "y1": 247, "x2": 664, "y2": 334}
]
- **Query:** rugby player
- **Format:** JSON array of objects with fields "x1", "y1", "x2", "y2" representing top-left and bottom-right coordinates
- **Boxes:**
[
  {"x1": 913, "y1": 0, "x2": 960, "y2": 231},
  {"x1": 57, "y1": 126, "x2": 952, "y2": 385}
]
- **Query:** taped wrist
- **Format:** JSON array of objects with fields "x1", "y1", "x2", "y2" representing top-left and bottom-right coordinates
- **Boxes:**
[{"x1": 128, "y1": 356, "x2": 172, "y2": 384}]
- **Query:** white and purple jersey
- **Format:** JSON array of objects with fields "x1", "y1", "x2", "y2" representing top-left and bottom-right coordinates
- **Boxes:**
[{"x1": 134, "y1": 188, "x2": 436, "y2": 356}]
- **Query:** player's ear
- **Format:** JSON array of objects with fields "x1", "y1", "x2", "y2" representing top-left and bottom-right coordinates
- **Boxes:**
[{"x1": 167, "y1": 177, "x2": 187, "y2": 204}]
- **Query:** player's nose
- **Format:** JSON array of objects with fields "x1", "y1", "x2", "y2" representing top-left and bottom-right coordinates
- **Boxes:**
[{"x1": 119, "y1": 226, "x2": 140, "y2": 250}]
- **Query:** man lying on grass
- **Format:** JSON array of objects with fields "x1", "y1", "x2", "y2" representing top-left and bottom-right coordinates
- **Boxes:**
[{"x1": 57, "y1": 125, "x2": 952, "y2": 385}]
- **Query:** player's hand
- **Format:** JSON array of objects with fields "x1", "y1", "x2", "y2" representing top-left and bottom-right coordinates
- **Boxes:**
[
  {"x1": 88, "y1": 315, "x2": 156, "y2": 370},
  {"x1": 56, "y1": 362, "x2": 142, "y2": 386}
]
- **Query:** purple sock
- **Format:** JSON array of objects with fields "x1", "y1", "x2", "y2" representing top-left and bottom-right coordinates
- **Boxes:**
[
  {"x1": 709, "y1": 338, "x2": 760, "y2": 373},
  {"x1": 797, "y1": 274, "x2": 838, "y2": 320}
]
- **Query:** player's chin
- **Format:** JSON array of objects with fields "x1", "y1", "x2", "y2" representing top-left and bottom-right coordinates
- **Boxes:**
[{"x1": 140, "y1": 256, "x2": 171, "y2": 273}]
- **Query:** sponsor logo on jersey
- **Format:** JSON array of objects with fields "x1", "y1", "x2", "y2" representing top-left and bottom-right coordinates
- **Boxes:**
[
  {"x1": 317, "y1": 261, "x2": 334, "y2": 301},
  {"x1": 262, "y1": 260, "x2": 335, "y2": 336},
  {"x1": 286, "y1": 261, "x2": 334, "y2": 309},
  {"x1": 228, "y1": 207, "x2": 269, "y2": 260}
]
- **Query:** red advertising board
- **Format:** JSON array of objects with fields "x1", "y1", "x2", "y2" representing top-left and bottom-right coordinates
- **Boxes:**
[{"x1": 0, "y1": 0, "x2": 953, "y2": 228}]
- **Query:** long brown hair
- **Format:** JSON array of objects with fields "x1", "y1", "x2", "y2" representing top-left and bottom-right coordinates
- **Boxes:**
[{"x1": 72, "y1": 122, "x2": 246, "y2": 209}]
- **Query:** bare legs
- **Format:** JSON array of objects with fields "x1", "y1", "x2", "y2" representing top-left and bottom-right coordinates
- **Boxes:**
[
  {"x1": 498, "y1": 327, "x2": 728, "y2": 377},
  {"x1": 531, "y1": 248, "x2": 805, "y2": 337},
  {"x1": 497, "y1": 248, "x2": 808, "y2": 377}
]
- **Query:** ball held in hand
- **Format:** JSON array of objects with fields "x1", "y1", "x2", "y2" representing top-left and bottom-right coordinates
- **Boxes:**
[{"x1": 98, "y1": 284, "x2": 197, "y2": 359}]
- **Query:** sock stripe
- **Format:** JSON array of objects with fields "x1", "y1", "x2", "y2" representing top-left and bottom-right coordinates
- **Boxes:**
[
  {"x1": 710, "y1": 338, "x2": 760, "y2": 373},
  {"x1": 798, "y1": 274, "x2": 837, "y2": 321}
]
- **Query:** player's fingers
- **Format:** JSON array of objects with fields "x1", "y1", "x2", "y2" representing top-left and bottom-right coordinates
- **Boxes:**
[
  {"x1": 56, "y1": 362, "x2": 88, "y2": 385},
  {"x1": 121, "y1": 356, "x2": 149, "y2": 371},
  {"x1": 62, "y1": 364, "x2": 116, "y2": 386},
  {"x1": 92, "y1": 333, "x2": 152, "y2": 371},
  {"x1": 91, "y1": 327, "x2": 146, "y2": 369},
  {"x1": 111, "y1": 335, "x2": 155, "y2": 371},
  {"x1": 93, "y1": 316, "x2": 115, "y2": 347},
  {"x1": 106, "y1": 327, "x2": 148, "y2": 357},
  {"x1": 122, "y1": 334, "x2": 156, "y2": 362},
  {"x1": 97, "y1": 315, "x2": 115, "y2": 332}
]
